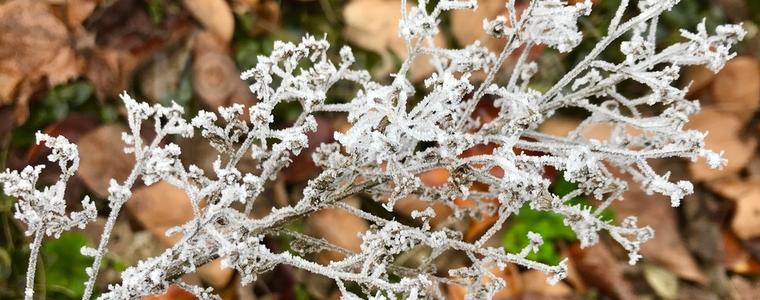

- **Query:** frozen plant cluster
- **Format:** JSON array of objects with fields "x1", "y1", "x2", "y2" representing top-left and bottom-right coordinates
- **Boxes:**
[{"x1": 0, "y1": 0, "x2": 746, "y2": 299}]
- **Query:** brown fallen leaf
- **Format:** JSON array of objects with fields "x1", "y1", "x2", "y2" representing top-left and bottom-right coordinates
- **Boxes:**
[
  {"x1": 642, "y1": 263, "x2": 679, "y2": 299},
  {"x1": 449, "y1": 0, "x2": 507, "y2": 52},
  {"x1": 394, "y1": 196, "x2": 453, "y2": 228},
  {"x1": 305, "y1": 197, "x2": 369, "y2": 264},
  {"x1": 193, "y1": 31, "x2": 255, "y2": 110},
  {"x1": 142, "y1": 284, "x2": 198, "y2": 300},
  {"x1": 127, "y1": 181, "x2": 234, "y2": 289},
  {"x1": 283, "y1": 116, "x2": 334, "y2": 183},
  {"x1": 66, "y1": 0, "x2": 97, "y2": 29},
  {"x1": 0, "y1": 0, "x2": 82, "y2": 122},
  {"x1": 538, "y1": 117, "x2": 583, "y2": 137},
  {"x1": 683, "y1": 65, "x2": 715, "y2": 98},
  {"x1": 183, "y1": 0, "x2": 235, "y2": 43},
  {"x1": 84, "y1": 1, "x2": 193, "y2": 100},
  {"x1": 729, "y1": 276, "x2": 760, "y2": 300},
  {"x1": 611, "y1": 168, "x2": 707, "y2": 283},
  {"x1": 730, "y1": 185, "x2": 760, "y2": 239},
  {"x1": 706, "y1": 176, "x2": 760, "y2": 201},
  {"x1": 127, "y1": 181, "x2": 194, "y2": 246},
  {"x1": 77, "y1": 124, "x2": 136, "y2": 198},
  {"x1": 343, "y1": 0, "x2": 445, "y2": 81},
  {"x1": 722, "y1": 229, "x2": 760, "y2": 275},
  {"x1": 685, "y1": 107, "x2": 757, "y2": 182},
  {"x1": 85, "y1": 48, "x2": 140, "y2": 101},
  {"x1": 139, "y1": 39, "x2": 193, "y2": 102},
  {"x1": 521, "y1": 270, "x2": 574, "y2": 298},
  {"x1": 710, "y1": 56, "x2": 760, "y2": 122},
  {"x1": 25, "y1": 113, "x2": 100, "y2": 164},
  {"x1": 568, "y1": 243, "x2": 637, "y2": 300},
  {"x1": 447, "y1": 265, "x2": 522, "y2": 300}
]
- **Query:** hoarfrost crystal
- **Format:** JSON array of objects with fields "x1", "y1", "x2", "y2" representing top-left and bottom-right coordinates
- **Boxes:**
[{"x1": 1, "y1": 0, "x2": 745, "y2": 299}]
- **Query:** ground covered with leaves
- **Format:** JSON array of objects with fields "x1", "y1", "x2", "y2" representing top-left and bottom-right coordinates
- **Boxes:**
[{"x1": 1, "y1": 0, "x2": 760, "y2": 299}]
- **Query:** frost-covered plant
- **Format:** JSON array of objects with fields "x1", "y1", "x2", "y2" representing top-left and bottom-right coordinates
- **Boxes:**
[{"x1": 0, "y1": 0, "x2": 745, "y2": 299}]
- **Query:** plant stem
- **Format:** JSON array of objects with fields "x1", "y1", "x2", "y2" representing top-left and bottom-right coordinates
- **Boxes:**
[{"x1": 24, "y1": 230, "x2": 43, "y2": 300}]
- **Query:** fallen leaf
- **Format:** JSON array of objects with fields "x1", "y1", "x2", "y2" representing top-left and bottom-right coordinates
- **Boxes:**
[
  {"x1": 235, "y1": 0, "x2": 281, "y2": 35},
  {"x1": 394, "y1": 196, "x2": 453, "y2": 227},
  {"x1": 521, "y1": 270, "x2": 573, "y2": 297},
  {"x1": 142, "y1": 284, "x2": 197, "y2": 300},
  {"x1": 683, "y1": 65, "x2": 715, "y2": 98},
  {"x1": 0, "y1": 0, "x2": 81, "y2": 121},
  {"x1": 139, "y1": 41, "x2": 193, "y2": 102},
  {"x1": 85, "y1": 48, "x2": 139, "y2": 101},
  {"x1": 722, "y1": 229, "x2": 760, "y2": 275},
  {"x1": 730, "y1": 185, "x2": 760, "y2": 239},
  {"x1": 306, "y1": 197, "x2": 369, "y2": 264},
  {"x1": 283, "y1": 116, "x2": 334, "y2": 182},
  {"x1": 447, "y1": 265, "x2": 522, "y2": 300},
  {"x1": 685, "y1": 107, "x2": 756, "y2": 182},
  {"x1": 84, "y1": 1, "x2": 193, "y2": 100},
  {"x1": 127, "y1": 181, "x2": 234, "y2": 289},
  {"x1": 343, "y1": 0, "x2": 444, "y2": 81},
  {"x1": 710, "y1": 56, "x2": 760, "y2": 122},
  {"x1": 643, "y1": 263, "x2": 679, "y2": 299},
  {"x1": 706, "y1": 176, "x2": 760, "y2": 201},
  {"x1": 568, "y1": 243, "x2": 637, "y2": 300},
  {"x1": 729, "y1": 276, "x2": 760, "y2": 300},
  {"x1": 448, "y1": 0, "x2": 543, "y2": 81},
  {"x1": 183, "y1": 0, "x2": 235, "y2": 43},
  {"x1": 127, "y1": 181, "x2": 194, "y2": 246},
  {"x1": 66, "y1": 0, "x2": 97, "y2": 29},
  {"x1": 611, "y1": 169, "x2": 707, "y2": 283},
  {"x1": 25, "y1": 113, "x2": 100, "y2": 164},
  {"x1": 449, "y1": 0, "x2": 507, "y2": 52},
  {"x1": 538, "y1": 117, "x2": 583, "y2": 137},
  {"x1": 193, "y1": 31, "x2": 255, "y2": 110},
  {"x1": 77, "y1": 124, "x2": 136, "y2": 198}
]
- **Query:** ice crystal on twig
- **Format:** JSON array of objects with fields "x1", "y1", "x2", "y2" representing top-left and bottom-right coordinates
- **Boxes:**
[{"x1": 2, "y1": 0, "x2": 746, "y2": 299}]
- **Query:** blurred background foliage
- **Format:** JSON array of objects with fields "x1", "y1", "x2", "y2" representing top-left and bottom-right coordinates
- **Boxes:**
[{"x1": 1, "y1": 0, "x2": 760, "y2": 299}]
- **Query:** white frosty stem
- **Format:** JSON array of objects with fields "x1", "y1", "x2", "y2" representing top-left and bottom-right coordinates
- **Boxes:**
[
  {"x1": 3, "y1": 0, "x2": 746, "y2": 299},
  {"x1": 24, "y1": 229, "x2": 43, "y2": 300}
]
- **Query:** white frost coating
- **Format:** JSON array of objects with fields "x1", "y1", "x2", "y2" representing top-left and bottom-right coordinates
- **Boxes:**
[{"x1": 0, "y1": 0, "x2": 745, "y2": 299}]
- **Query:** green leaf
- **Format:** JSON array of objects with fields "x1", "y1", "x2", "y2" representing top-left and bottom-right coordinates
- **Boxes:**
[{"x1": 41, "y1": 232, "x2": 94, "y2": 299}]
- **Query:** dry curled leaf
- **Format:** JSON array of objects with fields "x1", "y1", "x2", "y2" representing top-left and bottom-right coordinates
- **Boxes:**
[
  {"x1": 85, "y1": 48, "x2": 139, "y2": 101},
  {"x1": 192, "y1": 31, "x2": 255, "y2": 110},
  {"x1": 643, "y1": 263, "x2": 679, "y2": 299},
  {"x1": 729, "y1": 184, "x2": 760, "y2": 239},
  {"x1": 183, "y1": 0, "x2": 235, "y2": 43},
  {"x1": 142, "y1": 284, "x2": 197, "y2": 300},
  {"x1": 722, "y1": 229, "x2": 760, "y2": 275},
  {"x1": 306, "y1": 197, "x2": 369, "y2": 264},
  {"x1": 521, "y1": 270, "x2": 574, "y2": 298},
  {"x1": 450, "y1": 0, "x2": 507, "y2": 52},
  {"x1": 710, "y1": 56, "x2": 760, "y2": 122},
  {"x1": 139, "y1": 41, "x2": 193, "y2": 103},
  {"x1": 569, "y1": 243, "x2": 637, "y2": 300},
  {"x1": 683, "y1": 65, "x2": 715, "y2": 98},
  {"x1": 343, "y1": 0, "x2": 444, "y2": 81},
  {"x1": 66, "y1": 0, "x2": 97, "y2": 29},
  {"x1": 685, "y1": 107, "x2": 757, "y2": 182},
  {"x1": 447, "y1": 265, "x2": 522, "y2": 300},
  {"x1": 77, "y1": 124, "x2": 137, "y2": 198},
  {"x1": 0, "y1": 0, "x2": 82, "y2": 121},
  {"x1": 127, "y1": 181, "x2": 234, "y2": 288},
  {"x1": 611, "y1": 169, "x2": 707, "y2": 283},
  {"x1": 283, "y1": 116, "x2": 334, "y2": 182},
  {"x1": 729, "y1": 276, "x2": 760, "y2": 300}
]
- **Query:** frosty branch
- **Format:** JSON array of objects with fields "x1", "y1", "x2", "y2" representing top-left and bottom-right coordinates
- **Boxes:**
[{"x1": 0, "y1": 0, "x2": 746, "y2": 299}]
